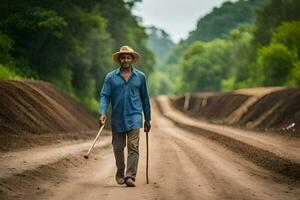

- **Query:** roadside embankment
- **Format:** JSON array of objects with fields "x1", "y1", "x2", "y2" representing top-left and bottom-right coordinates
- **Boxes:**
[
  {"x1": 156, "y1": 94, "x2": 300, "y2": 180},
  {"x1": 171, "y1": 87, "x2": 299, "y2": 134},
  {"x1": 0, "y1": 80, "x2": 102, "y2": 151}
]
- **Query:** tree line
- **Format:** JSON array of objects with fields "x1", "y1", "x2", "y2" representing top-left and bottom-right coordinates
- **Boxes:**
[
  {"x1": 149, "y1": 0, "x2": 300, "y2": 95},
  {"x1": 0, "y1": 0, "x2": 155, "y2": 111}
]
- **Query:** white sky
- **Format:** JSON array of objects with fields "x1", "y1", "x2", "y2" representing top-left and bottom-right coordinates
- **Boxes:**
[{"x1": 132, "y1": 0, "x2": 229, "y2": 43}]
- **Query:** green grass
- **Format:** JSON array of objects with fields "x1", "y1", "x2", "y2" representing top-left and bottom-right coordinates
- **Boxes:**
[
  {"x1": 82, "y1": 97, "x2": 99, "y2": 114},
  {"x1": 0, "y1": 64, "x2": 24, "y2": 80}
]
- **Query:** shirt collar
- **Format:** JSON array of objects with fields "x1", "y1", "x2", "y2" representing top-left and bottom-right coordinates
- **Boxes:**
[{"x1": 116, "y1": 65, "x2": 137, "y2": 76}]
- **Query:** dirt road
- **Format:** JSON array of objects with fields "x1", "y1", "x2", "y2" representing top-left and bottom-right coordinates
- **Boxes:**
[{"x1": 1, "y1": 102, "x2": 300, "y2": 200}]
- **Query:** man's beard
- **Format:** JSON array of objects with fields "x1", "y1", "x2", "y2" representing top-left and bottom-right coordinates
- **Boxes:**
[{"x1": 121, "y1": 63, "x2": 131, "y2": 68}]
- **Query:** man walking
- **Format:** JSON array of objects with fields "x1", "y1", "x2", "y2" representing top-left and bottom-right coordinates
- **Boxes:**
[{"x1": 99, "y1": 45, "x2": 151, "y2": 187}]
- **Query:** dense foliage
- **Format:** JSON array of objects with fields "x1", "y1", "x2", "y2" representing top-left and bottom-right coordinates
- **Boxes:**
[
  {"x1": 186, "y1": 0, "x2": 269, "y2": 43},
  {"x1": 145, "y1": 26, "x2": 175, "y2": 96},
  {"x1": 0, "y1": 0, "x2": 154, "y2": 111},
  {"x1": 155, "y1": 0, "x2": 300, "y2": 94},
  {"x1": 1, "y1": 0, "x2": 299, "y2": 100},
  {"x1": 253, "y1": 0, "x2": 300, "y2": 45}
]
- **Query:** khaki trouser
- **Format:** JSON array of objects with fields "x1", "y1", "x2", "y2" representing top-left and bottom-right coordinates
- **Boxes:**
[{"x1": 112, "y1": 129, "x2": 140, "y2": 181}]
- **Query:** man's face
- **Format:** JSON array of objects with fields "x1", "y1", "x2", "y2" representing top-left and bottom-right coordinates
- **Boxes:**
[{"x1": 119, "y1": 54, "x2": 133, "y2": 68}]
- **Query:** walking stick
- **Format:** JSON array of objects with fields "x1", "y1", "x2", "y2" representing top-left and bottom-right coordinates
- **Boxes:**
[
  {"x1": 146, "y1": 130, "x2": 149, "y2": 184},
  {"x1": 83, "y1": 123, "x2": 105, "y2": 159}
]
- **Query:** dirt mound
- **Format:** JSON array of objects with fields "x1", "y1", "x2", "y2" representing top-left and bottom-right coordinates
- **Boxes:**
[
  {"x1": 239, "y1": 88, "x2": 300, "y2": 131},
  {"x1": 171, "y1": 87, "x2": 300, "y2": 134},
  {"x1": 0, "y1": 80, "x2": 99, "y2": 150},
  {"x1": 172, "y1": 93, "x2": 249, "y2": 122}
]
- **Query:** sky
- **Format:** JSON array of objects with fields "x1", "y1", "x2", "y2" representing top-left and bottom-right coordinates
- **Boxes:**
[{"x1": 132, "y1": 0, "x2": 230, "y2": 43}]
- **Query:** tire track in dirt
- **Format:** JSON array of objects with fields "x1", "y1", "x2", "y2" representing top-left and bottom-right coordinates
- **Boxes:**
[
  {"x1": 37, "y1": 101, "x2": 300, "y2": 200},
  {"x1": 1, "y1": 100, "x2": 300, "y2": 200},
  {"x1": 158, "y1": 119, "x2": 257, "y2": 199},
  {"x1": 0, "y1": 137, "x2": 111, "y2": 200},
  {"x1": 156, "y1": 96, "x2": 300, "y2": 180},
  {"x1": 153, "y1": 103, "x2": 300, "y2": 200},
  {"x1": 147, "y1": 130, "x2": 206, "y2": 200},
  {"x1": 0, "y1": 138, "x2": 110, "y2": 179},
  {"x1": 44, "y1": 135, "x2": 156, "y2": 200}
]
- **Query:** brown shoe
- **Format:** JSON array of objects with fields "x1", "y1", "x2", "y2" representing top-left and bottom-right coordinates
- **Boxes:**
[
  {"x1": 125, "y1": 178, "x2": 136, "y2": 187},
  {"x1": 115, "y1": 169, "x2": 125, "y2": 185},
  {"x1": 115, "y1": 176, "x2": 125, "y2": 185}
]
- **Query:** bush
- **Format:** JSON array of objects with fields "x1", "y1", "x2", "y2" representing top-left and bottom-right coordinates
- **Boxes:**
[
  {"x1": 256, "y1": 43, "x2": 296, "y2": 86},
  {"x1": 0, "y1": 64, "x2": 23, "y2": 80}
]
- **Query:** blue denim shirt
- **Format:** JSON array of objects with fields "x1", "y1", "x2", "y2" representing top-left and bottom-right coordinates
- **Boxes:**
[{"x1": 99, "y1": 66, "x2": 151, "y2": 133}]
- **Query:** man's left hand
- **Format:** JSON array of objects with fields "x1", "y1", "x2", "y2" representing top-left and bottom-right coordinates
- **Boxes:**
[{"x1": 144, "y1": 121, "x2": 151, "y2": 132}]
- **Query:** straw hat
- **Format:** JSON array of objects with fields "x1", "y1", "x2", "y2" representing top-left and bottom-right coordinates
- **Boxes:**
[{"x1": 112, "y1": 45, "x2": 140, "y2": 63}]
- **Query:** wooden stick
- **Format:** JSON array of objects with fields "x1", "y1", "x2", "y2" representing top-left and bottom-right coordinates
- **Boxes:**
[
  {"x1": 84, "y1": 124, "x2": 105, "y2": 159},
  {"x1": 146, "y1": 131, "x2": 149, "y2": 184}
]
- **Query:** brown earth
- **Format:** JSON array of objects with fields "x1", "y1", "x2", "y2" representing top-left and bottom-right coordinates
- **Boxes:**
[
  {"x1": 156, "y1": 95, "x2": 300, "y2": 179},
  {"x1": 239, "y1": 88, "x2": 300, "y2": 131},
  {"x1": 171, "y1": 87, "x2": 300, "y2": 134},
  {"x1": 1, "y1": 81, "x2": 300, "y2": 199},
  {"x1": 0, "y1": 80, "x2": 100, "y2": 151},
  {"x1": 0, "y1": 100, "x2": 299, "y2": 200}
]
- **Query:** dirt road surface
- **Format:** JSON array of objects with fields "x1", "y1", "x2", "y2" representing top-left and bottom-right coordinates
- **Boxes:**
[{"x1": 1, "y1": 102, "x2": 300, "y2": 200}]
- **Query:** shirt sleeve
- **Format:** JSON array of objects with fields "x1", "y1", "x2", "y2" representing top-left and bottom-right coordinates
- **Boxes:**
[
  {"x1": 99, "y1": 74, "x2": 111, "y2": 115},
  {"x1": 139, "y1": 74, "x2": 151, "y2": 121}
]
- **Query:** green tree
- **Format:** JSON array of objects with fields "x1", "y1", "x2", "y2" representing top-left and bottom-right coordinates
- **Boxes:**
[
  {"x1": 0, "y1": 0, "x2": 154, "y2": 112},
  {"x1": 0, "y1": 33, "x2": 13, "y2": 63},
  {"x1": 148, "y1": 71, "x2": 173, "y2": 96},
  {"x1": 254, "y1": 0, "x2": 300, "y2": 45},
  {"x1": 179, "y1": 39, "x2": 231, "y2": 92},
  {"x1": 251, "y1": 20, "x2": 300, "y2": 86},
  {"x1": 98, "y1": 0, "x2": 155, "y2": 75},
  {"x1": 256, "y1": 43, "x2": 296, "y2": 85},
  {"x1": 221, "y1": 25, "x2": 255, "y2": 90},
  {"x1": 185, "y1": 0, "x2": 268, "y2": 43},
  {"x1": 272, "y1": 20, "x2": 300, "y2": 58}
]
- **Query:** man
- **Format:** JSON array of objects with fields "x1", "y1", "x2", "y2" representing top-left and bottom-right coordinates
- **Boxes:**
[{"x1": 99, "y1": 45, "x2": 151, "y2": 187}]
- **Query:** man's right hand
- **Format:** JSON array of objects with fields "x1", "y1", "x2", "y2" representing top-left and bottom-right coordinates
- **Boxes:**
[{"x1": 99, "y1": 114, "x2": 106, "y2": 126}]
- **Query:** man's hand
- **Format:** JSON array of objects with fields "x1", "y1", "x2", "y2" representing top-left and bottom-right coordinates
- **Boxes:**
[
  {"x1": 99, "y1": 114, "x2": 106, "y2": 126},
  {"x1": 144, "y1": 120, "x2": 151, "y2": 132}
]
